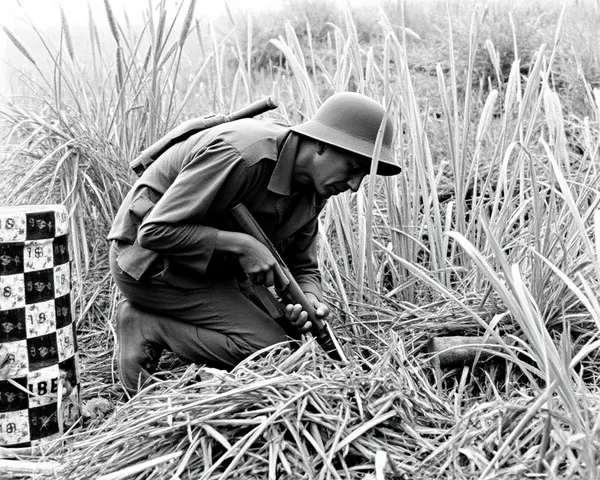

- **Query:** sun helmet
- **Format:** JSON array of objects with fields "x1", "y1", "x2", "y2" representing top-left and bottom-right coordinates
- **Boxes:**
[{"x1": 291, "y1": 92, "x2": 400, "y2": 176}]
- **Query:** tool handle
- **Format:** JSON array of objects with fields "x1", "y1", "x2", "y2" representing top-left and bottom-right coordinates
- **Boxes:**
[
  {"x1": 230, "y1": 203, "x2": 345, "y2": 362},
  {"x1": 131, "y1": 97, "x2": 279, "y2": 176},
  {"x1": 226, "y1": 96, "x2": 278, "y2": 122}
]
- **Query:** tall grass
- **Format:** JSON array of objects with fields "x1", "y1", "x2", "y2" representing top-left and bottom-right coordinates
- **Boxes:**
[{"x1": 2, "y1": 0, "x2": 600, "y2": 477}]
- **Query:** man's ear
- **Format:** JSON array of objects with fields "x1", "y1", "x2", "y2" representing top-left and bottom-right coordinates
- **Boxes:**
[{"x1": 316, "y1": 141, "x2": 327, "y2": 155}]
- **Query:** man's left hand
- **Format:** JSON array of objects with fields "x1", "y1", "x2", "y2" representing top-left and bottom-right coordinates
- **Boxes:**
[{"x1": 285, "y1": 293, "x2": 329, "y2": 334}]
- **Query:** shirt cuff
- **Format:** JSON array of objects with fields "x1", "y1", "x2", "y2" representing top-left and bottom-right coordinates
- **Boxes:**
[{"x1": 297, "y1": 280, "x2": 323, "y2": 304}]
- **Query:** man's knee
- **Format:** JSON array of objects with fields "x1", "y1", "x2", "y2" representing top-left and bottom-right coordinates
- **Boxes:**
[
  {"x1": 222, "y1": 329, "x2": 297, "y2": 369},
  {"x1": 228, "y1": 323, "x2": 290, "y2": 359}
]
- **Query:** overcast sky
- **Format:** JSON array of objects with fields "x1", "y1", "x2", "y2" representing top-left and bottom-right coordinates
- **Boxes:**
[
  {"x1": 2, "y1": 0, "x2": 385, "y2": 29},
  {"x1": 2, "y1": 0, "x2": 286, "y2": 28}
]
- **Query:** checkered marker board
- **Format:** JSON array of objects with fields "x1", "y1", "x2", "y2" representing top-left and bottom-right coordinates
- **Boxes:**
[{"x1": 0, "y1": 205, "x2": 81, "y2": 447}]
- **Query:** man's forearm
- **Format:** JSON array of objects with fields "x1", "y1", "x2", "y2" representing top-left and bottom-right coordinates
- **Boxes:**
[
  {"x1": 215, "y1": 230, "x2": 254, "y2": 255},
  {"x1": 138, "y1": 223, "x2": 250, "y2": 276}
]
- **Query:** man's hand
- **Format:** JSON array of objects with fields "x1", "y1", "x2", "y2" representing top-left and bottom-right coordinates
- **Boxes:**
[
  {"x1": 237, "y1": 235, "x2": 277, "y2": 287},
  {"x1": 285, "y1": 292, "x2": 329, "y2": 334}
]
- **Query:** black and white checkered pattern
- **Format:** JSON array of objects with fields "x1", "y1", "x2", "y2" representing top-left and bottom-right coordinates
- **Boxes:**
[{"x1": 0, "y1": 205, "x2": 81, "y2": 447}]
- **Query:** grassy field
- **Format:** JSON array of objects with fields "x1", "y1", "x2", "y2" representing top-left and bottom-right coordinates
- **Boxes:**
[{"x1": 1, "y1": 0, "x2": 600, "y2": 478}]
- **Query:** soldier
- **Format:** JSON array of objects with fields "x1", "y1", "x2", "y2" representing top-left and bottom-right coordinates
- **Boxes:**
[{"x1": 108, "y1": 92, "x2": 401, "y2": 395}]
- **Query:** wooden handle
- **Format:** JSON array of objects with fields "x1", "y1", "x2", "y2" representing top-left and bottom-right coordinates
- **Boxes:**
[
  {"x1": 131, "y1": 97, "x2": 278, "y2": 177},
  {"x1": 230, "y1": 203, "x2": 346, "y2": 362},
  {"x1": 226, "y1": 96, "x2": 278, "y2": 122}
]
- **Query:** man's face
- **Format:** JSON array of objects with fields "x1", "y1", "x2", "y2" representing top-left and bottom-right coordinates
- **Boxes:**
[{"x1": 311, "y1": 145, "x2": 370, "y2": 198}]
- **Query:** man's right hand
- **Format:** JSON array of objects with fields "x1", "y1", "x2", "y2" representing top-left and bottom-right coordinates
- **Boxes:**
[
  {"x1": 237, "y1": 235, "x2": 277, "y2": 287},
  {"x1": 215, "y1": 230, "x2": 277, "y2": 286}
]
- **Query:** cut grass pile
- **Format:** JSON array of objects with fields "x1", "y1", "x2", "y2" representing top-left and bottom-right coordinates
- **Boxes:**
[{"x1": 5, "y1": 315, "x2": 594, "y2": 480}]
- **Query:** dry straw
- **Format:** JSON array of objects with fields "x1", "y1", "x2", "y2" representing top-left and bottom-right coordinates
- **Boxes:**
[
  {"x1": 33, "y1": 338, "x2": 457, "y2": 479},
  {"x1": 5, "y1": 314, "x2": 595, "y2": 479}
]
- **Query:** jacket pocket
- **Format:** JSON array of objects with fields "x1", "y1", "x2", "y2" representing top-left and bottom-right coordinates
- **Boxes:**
[{"x1": 129, "y1": 189, "x2": 156, "y2": 225}]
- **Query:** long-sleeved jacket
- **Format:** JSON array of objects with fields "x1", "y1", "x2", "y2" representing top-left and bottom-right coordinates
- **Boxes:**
[{"x1": 108, "y1": 118, "x2": 326, "y2": 300}]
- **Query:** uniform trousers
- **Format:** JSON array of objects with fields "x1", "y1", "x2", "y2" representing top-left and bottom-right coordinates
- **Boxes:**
[{"x1": 109, "y1": 241, "x2": 296, "y2": 370}]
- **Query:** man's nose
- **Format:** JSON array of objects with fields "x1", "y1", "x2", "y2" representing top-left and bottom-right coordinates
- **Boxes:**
[{"x1": 348, "y1": 174, "x2": 365, "y2": 192}]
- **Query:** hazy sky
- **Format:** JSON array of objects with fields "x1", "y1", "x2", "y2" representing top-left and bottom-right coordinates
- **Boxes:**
[
  {"x1": 2, "y1": 0, "x2": 286, "y2": 28},
  {"x1": 2, "y1": 0, "x2": 382, "y2": 29}
]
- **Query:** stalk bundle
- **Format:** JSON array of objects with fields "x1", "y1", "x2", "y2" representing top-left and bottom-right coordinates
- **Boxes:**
[
  {"x1": 52, "y1": 339, "x2": 449, "y2": 479},
  {"x1": 6, "y1": 324, "x2": 598, "y2": 479}
]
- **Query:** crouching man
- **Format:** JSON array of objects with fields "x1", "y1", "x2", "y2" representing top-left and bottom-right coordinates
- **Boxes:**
[{"x1": 108, "y1": 92, "x2": 401, "y2": 395}]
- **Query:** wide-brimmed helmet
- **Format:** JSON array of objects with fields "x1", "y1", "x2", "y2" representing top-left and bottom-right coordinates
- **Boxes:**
[{"x1": 291, "y1": 92, "x2": 400, "y2": 176}]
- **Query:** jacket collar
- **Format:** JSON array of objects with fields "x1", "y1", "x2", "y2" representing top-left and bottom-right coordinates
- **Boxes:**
[
  {"x1": 268, "y1": 131, "x2": 327, "y2": 209},
  {"x1": 268, "y1": 132, "x2": 328, "y2": 245},
  {"x1": 268, "y1": 131, "x2": 297, "y2": 196}
]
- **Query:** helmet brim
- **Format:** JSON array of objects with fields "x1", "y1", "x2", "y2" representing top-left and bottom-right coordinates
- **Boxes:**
[{"x1": 291, "y1": 121, "x2": 401, "y2": 176}]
